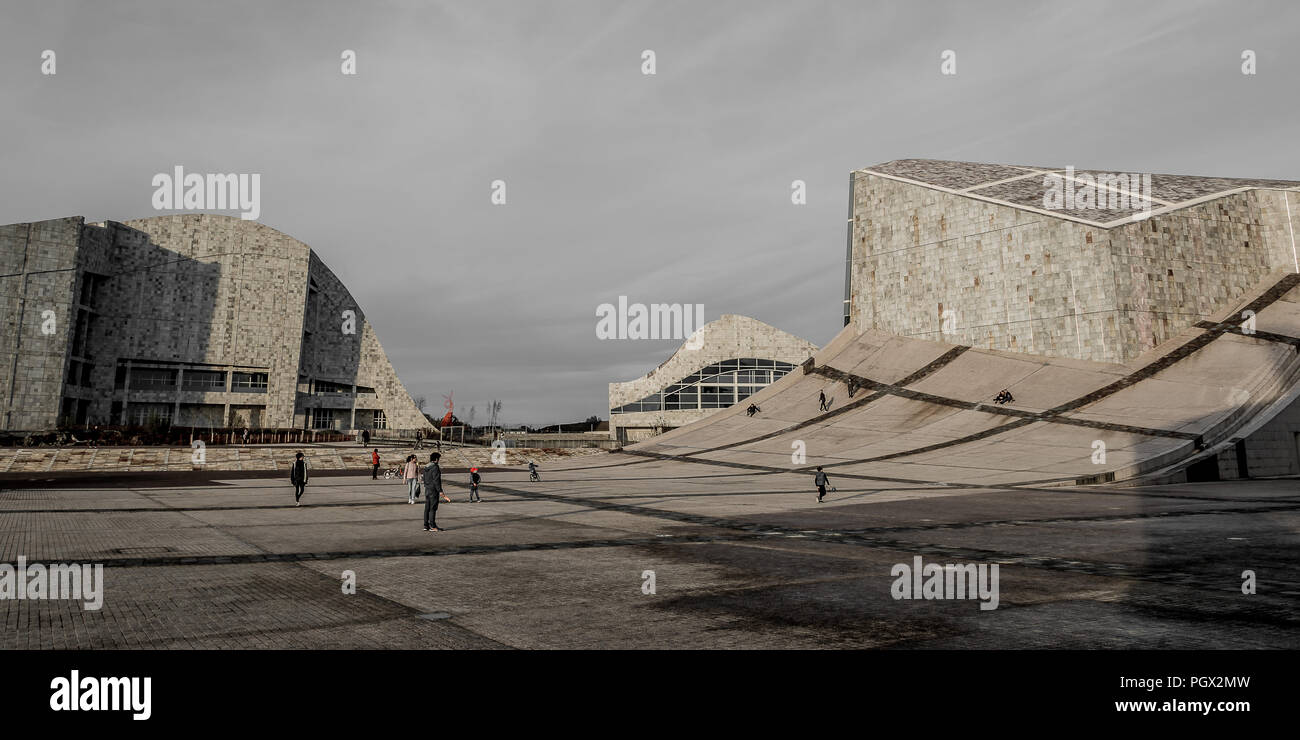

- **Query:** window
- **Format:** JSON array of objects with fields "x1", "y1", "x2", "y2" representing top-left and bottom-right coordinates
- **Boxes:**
[
  {"x1": 71, "y1": 309, "x2": 94, "y2": 358},
  {"x1": 611, "y1": 358, "x2": 797, "y2": 414},
  {"x1": 78, "y1": 273, "x2": 108, "y2": 308},
  {"x1": 311, "y1": 408, "x2": 337, "y2": 429},
  {"x1": 183, "y1": 370, "x2": 227, "y2": 391},
  {"x1": 232, "y1": 372, "x2": 269, "y2": 393},
  {"x1": 129, "y1": 368, "x2": 177, "y2": 390},
  {"x1": 373, "y1": 410, "x2": 387, "y2": 429},
  {"x1": 665, "y1": 390, "x2": 698, "y2": 410},
  {"x1": 128, "y1": 403, "x2": 173, "y2": 426},
  {"x1": 313, "y1": 379, "x2": 352, "y2": 396}
]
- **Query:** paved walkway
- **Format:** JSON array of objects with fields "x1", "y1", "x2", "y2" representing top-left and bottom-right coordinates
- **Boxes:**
[{"x1": 1, "y1": 455, "x2": 1296, "y2": 648}]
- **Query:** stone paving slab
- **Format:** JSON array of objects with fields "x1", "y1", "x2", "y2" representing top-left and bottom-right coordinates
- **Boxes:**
[{"x1": 1, "y1": 463, "x2": 1297, "y2": 649}]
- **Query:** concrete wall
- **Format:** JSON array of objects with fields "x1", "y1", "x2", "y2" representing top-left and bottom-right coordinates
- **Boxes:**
[
  {"x1": 1210, "y1": 393, "x2": 1300, "y2": 479},
  {"x1": 849, "y1": 172, "x2": 1300, "y2": 364}
]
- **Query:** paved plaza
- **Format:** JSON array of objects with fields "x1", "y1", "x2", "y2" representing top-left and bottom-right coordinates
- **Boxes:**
[{"x1": 2, "y1": 452, "x2": 1297, "y2": 649}]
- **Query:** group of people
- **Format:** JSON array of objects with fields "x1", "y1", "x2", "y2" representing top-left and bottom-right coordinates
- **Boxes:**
[{"x1": 290, "y1": 450, "x2": 543, "y2": 530}]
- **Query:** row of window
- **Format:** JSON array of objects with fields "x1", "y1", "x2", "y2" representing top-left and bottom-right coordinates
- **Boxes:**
[
  {"x1": 115, "y1": 367, "x2": 269, "y2": 393},
  {"x1": 311, "y1": 380, "x2": 377, "y2": 396},
  {"x1": 663, "y1": 369, "x2": 781, "y2": 392},
  {"x1": 611, "y1": 358, "x2": 797, "y2": 414},
  {"x1": 105, "y1": 366, "x2": 379, "y2": 398},
  {"x1": 112, "y1": 403, "x2": 268, "y2": 427},
  {"x1": 310, "y1": 408, "x2": 386, "y2": 429},
  {"x1": 104, "y1": 403, "x2": 386, "y2": 429}
]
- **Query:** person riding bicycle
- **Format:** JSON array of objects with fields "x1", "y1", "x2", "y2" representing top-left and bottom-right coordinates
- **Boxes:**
[{"x1": 528, "y1": 461, "x2": 540, "y2": 481}]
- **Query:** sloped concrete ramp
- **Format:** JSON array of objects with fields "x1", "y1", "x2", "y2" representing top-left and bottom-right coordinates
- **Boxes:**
[{"x1": 624, "y1": 271, "x2": 1300, "y2": 489}]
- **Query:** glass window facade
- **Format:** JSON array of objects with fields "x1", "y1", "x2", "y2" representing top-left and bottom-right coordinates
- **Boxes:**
[
  {"x1": 313, "y1": 379, "x2": 352, "y2": 395},
  {"x1": 232, "y1": 372, "x2": 269, "y2": 393},
  {"x1": 127, "y1": 403, "x2": 173, "y2": 426},
  {"x1": 129, "y1": 368, "x2": 177, "y2": 390},
  {"x1": 183, "y1": 370, "x2": 227, "y2": 391},
  {"x1": 311, "y1": 408, "x2": 338, "y2": 429},
  {"x1": 612, "y1": 358, "x2": 796, "y2": 414}
]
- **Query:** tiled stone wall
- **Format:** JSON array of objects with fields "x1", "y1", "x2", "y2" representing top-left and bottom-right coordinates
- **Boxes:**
[
  {"x1": 1, "y1": 214, "x2": 425, "y2": 431},
  {"x1": 849, "y1": 172, "x2": 1300, "y2": 364},
  {"x1": 115, "y1": 215, "x2": 312, "y2": 426},
  {"x1": 301, "y1": 253, "x2": 425, "y2": 430},
  {"x1": 0, "y1": 218, "x2": 81, "y2": 430}
]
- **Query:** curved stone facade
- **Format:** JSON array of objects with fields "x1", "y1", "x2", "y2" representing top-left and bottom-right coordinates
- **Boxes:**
[
  {"x1": 608, "y1": 314, "x2": 817, "y2": 444},
  {"x1": 0, "y1": 214, "x2": 424, "y2": 431}
]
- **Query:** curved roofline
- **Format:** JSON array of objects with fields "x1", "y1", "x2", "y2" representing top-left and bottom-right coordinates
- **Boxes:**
[
  {"x1": 119, "y1": 212, "x2": 313, "y2": 248},
  {"x1": 611, "y1": 313, "x2": 818, "y2": 389}
]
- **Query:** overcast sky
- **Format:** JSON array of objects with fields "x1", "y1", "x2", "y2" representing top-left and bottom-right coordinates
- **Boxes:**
[{"x1": 3, "y1": 0, "x2": 1298, "y2": 425}]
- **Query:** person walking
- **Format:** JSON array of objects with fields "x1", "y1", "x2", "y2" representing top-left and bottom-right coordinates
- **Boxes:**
[
  {"x1": 362, "y1": 429, "x2": 370, "y2": 446},
  {"x1": 819, "y1": 390, "x2": 829, "y2": 412},
  {"x1": 290, "y1": 451, "x2": 309, "y2": 506},
  {"x1": 422, "y1": 452, "x2": 450, "y2": 531},
  {"x1": 468, "y1": 467, "x2": 482, "y2": 502},
  {"x1": 370, "y1": 448, "x2": 381, "y2": 480},
  {"x1": 404, "y1": 454, "x2": 421, "y2": 504},
  {"x1": 813, "y1": 466, "x2": 832, "y2": 503}
]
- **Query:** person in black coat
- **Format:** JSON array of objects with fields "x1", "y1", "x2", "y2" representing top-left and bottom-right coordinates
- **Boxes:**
[
  {"x1": 290, "y1": 452, "x2": 309, "y2": 506},
  {"x1": 422, "y1": 452, "x2": 451, "y2": 531}
]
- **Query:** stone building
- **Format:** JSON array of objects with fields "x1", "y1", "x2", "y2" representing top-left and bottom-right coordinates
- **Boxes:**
[
  {"x1": 845, "y1": 159, "x2": 1300, "y2": 363},
  {"x1": 0, "y1": 214, "x2": 425, "y2": 432},
  {"x1": 608, "y1": 314, "x2": 816, "y2": 444}
]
